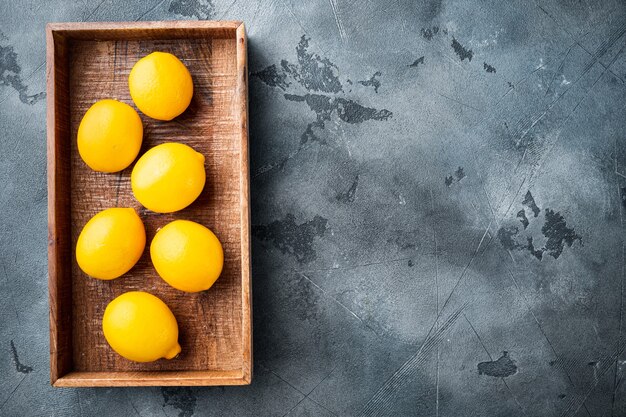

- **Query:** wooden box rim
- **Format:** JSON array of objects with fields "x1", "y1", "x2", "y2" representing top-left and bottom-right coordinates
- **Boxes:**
[{"x1": 46, "y1": 20, "x2": 252, "y2": 387}]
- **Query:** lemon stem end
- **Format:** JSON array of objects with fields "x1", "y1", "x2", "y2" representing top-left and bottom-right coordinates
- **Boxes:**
[{"x1": 164, "y1": 343, "x2": 182, "y2": 360}]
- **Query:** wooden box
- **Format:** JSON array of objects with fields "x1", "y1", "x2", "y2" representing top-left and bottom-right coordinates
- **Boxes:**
[{"x1": 46, "y1": 21, "x2": 251, "y2": 387}]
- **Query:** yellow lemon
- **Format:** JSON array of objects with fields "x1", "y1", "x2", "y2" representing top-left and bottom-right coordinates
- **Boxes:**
[
  {"x1": 76, "y1": 208, "x2": 146, "y2": 280},
  {"x1": 77, "y1": 99, "x2": 143, "y2": 172},
  {"x1": 128, "y1": 52, "x2": 193, "y2": 121},
  {"x1": 131, "y1": 142, "x2": 206, "y2": 213},
  {"x1": 102, "y1": 291, "x2": 181, "y2": 362},
  {"x1": 151, "y1": 220, "x2": 224, "y2": 292}
]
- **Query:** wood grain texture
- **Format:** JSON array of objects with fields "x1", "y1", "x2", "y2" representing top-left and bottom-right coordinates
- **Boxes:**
[{"x1": 47, "y1": 21, "x2": 251, "y2": 387}]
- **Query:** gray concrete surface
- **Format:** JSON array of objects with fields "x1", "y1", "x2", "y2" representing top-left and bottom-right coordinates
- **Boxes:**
[{"x1": 1, "y1": 0, "x2": 626, "y2": 415}]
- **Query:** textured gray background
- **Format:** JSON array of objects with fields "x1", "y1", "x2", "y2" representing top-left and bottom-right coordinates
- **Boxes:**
[{"x1": 1, "y1": 0, "x2": 626, "y2": 416}]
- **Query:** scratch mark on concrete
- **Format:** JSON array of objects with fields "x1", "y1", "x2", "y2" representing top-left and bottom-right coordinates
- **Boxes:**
[
  {"x1": 83, "y1": 0, "x2": 107, "y2": 20},
  {"x1": 436, "y1": 91, "x2": 482, "y2": 111},
  {"x1": 296, "y1": 271, "x2": 381, "y2": 338},
  {"x1": 502, "y1": 255, "x2": 593, "y2": 417},
  {"x1": 300, "y1": 256, "x2": 412, "y2": 273},
  {"x1": 430, "y1": 188, "x2": 441, "y2": 417},
  {"x1": 613, "y1": 146, "x2": 626, "y2": 415},
  {"x1": 358, "y1": 302, "x2": 469, "y2": 417},
  {"x1": 465, "y1": 315, "x2": 525, "y2": 415},
  {"x1": 545, "y1": 44, "x2": 573, "y2": 97},
  {"x1": 135, "y1": 0, "x2": 169, "y2": 20},
  {"x1": 0, "y1": 375, "x2": 26, "y2": 413},
  {"x1": 258, "y1": 363, "x2": 338, "y2": 416},
  {"x1": 560, "y1": 341, "x2": 625, "y2": 417},
  {"x1": 328, "y1": 0, "x2": 348, "y2": 43}
]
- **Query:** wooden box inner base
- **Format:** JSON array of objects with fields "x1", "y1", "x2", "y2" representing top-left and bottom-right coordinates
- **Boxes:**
[{"x1": 66, "y1": 37, "x2": 242, "y2": 373}]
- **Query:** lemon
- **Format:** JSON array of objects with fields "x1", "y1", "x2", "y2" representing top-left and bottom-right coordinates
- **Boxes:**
[
  {"x1": 77, "y1": 99, "x2": 143, "y2": 173},
  {"x1": 151, "y1": 220, "x2": 224, "y2": 292},
  {"x1": 128, "y1": 52, "x2": 193, "y2": 121},
  {"x1": 131, "y1": 142, "x2": 206, "y2": 213},
  {"x1": 76, "y1": 208, "x2": 146, "y2": 280},
  {"x1": 102, "y1": 291, "x2": 181, "y2": 362}
]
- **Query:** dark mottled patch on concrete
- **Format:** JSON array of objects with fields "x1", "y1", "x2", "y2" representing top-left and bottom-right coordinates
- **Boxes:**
[
  {"x1": 522, "y1": 191, "x2": 540, "y2": 217},
  {"x1": 285, "y1": 93, "x2": 335, "y2": 124},
  {"x1": 621, "y1": 186, "x2": 626, "y2": 208},
  {"x1": 0, "y1": 41, "x2": 45, "y2": 105},
  {"x1": 455, "y1": 166, "x2": 465, "y2": 181},
  {"x1": 478, "y1": 351, "x2": 517, "y2": 377},
  {"x1": 358, "y1": 71, "x2": 382, "y2": 93},
  {"x1": 497, "y1": 192, "x2": 581, "y2": 260},
  {"x1": 421, "y1": 26, "x2": 439, "y2": 41},
  {"x1": 542, "y1": 209, "x2": 582, "y2": 259},
  {"x1": 252, "y1": 214, "x2": 329, "y2": 263},
  {"x1": 409, "y1": 56, "x2": 425, "y2": 67},
  {"x1": 497, "y1": 226, "x2": 520, "y2": 250},
  {"x1": 283, "y1": 35, "x2": 343, "y2": 93},
  {"x1": 168, "y1": 0, "x2": 214, "y2": 19},
  {"x1": 408, "y1": 260, "x2": 414, "y2": 267},
  {"x1": 526, "y1": 237, "x2": 544, "y2": 260},
  {"x1": 337, "y1": 175, "x2": 359, "y2": 203},
  {"x1": 517, "y1": 209, "x2": 529, "y2": 229},
  {"x1": 558, "y1": 394, "x2": 567, "y2": 399},
  {"x1": 162, "y1": 387, "x2": 196, "y2": 417},
  {"x1": 255, "y1": 35, "x2": 343, "y2": 94},
  {"x1": 252, "y1": 64, "x2": 290, "y2": 90},
  {"x1": 388, "y1": 230, "x2": 418, "y2": 251},
  {"x1": 255, "y1": 36, "x2": 390, "y2": 149},
  {"x1": 445, "y1": 167, "x2": 465, "y2": 187},
  {"x1": 451, "y1": 37, "x2": 473, "y2": 62},
  {"x1": 300, "y1": 121, "x2": 326, "y2": 145},
  {"x1": 335, "y1": 98, "x2": 392, "y2": 123},
  {"x1": 285, "y1": 93, "x2": 392, "y2": 125},
  {"x1": 10, "y1": 340, "x2": 33, "y2": 374},
  {"x1": 284, "y1": 93, "x2": 392, "y2": 144},
  {"x1": 284, "y1": 93, "x2": 333, "y2": 145},
  {"x1": 420, "y1": 0, "x2": 443, "y2": 21},
  {"x1": 483, "y1": 62, "x2": 496, "y2": 73}
]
